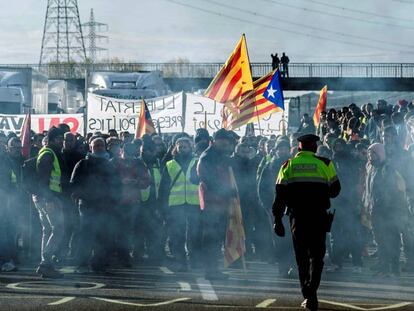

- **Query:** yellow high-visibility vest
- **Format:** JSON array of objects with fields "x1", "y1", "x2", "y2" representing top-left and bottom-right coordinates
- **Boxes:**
[
  {"x1": 166, "y1": 157, "x2": 199, "y2": 206},
  {"x1": 11, "y1": 171, "x2": 17, "y2": 184},
  {"x1": 36, "y1": 147, "x2": 62, "y2": 193},
  {"x1": 141, "y1": 165, "x2": 161, "y2": 202}
]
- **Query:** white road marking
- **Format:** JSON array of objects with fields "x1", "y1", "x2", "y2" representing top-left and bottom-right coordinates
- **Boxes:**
[
  {"x1": 256, "y1": 299, "x2": 277, "y2": 308},
  {"x1": 6, "y1": 281, "x2": 105, "y2": 291},
  {"x1": 320, "y1": 300, "x2": 413, "y2": 311},
  {"x1": 160, "y1": 267, "x2": 174, "y2": 274},
  {"x1": 178, "y1": 282, "x2": 192, "y2": 291},
  {"x1": 59, "y1": 266, "x2": 76, "y2": 274},
  {"x1": 196, "y1": 278, "x2": 218, "y2": 301},
  {"x1": 0, "y1": 296, "x2": 59, "y2": 299},
  {"x1": 365, "y1": 302, "x2": 413, "y2": 311},
  {"x1": 48, "y1": 297, "x2": 75, "y2": 306},
  {"x1": 91, "y1": 297, "x2": 190, "y2": 306}
]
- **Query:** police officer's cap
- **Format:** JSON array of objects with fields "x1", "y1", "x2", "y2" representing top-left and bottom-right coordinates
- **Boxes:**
[{"x1": 297, "y1": 134, "x2": 320, "y2": 143}]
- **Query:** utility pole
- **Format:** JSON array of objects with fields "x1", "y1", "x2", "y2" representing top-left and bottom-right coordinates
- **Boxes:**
[
  {"x1": 39, "y1": 0, "x2": 87, "y2": 65},
  {"x1": 82, "y1": 8, "x2": 108, "y2": 64}
]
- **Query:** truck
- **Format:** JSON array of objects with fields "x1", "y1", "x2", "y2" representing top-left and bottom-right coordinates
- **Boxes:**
[
  {"x1": 88, "y1": 70, "x2": 170, "y2": 100},
  {"x1": 49, "y1": 80, "x2": 85, "y2": 114},
  {"x1": 0, "y1": 67, "x2": 48, "y2": 114},
  {"x1": 0, "y1": 87, "x2": 25, "y2": 114},
  {"x1": 48, "y1": 80, "x2": 67, "y2": 113}
]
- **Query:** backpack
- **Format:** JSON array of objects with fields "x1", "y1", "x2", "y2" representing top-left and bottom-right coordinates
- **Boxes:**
[{"x1": 22, "y1": 156, "x2": 39, "y2": 195}]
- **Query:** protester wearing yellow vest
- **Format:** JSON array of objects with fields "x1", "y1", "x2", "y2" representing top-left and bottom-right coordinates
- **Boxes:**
[
  {"x1": 33, "y1": 127, "x2": 65, "y2": 279},
  {"x1": 159, "y1": 137, "x2": 201, "y2": 272},
  {"x1": 135, "y1": 135, "x2": 164, "y2": 262}
]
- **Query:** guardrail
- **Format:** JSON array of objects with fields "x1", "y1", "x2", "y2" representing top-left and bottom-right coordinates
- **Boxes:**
[{"x1": 1, "y1": 63, "x2": 414, "y2": 79}]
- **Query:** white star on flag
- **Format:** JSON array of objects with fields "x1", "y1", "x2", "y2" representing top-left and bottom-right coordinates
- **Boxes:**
[{"x1": 267, "y1": 86, "x2": 277, "y2": 98}]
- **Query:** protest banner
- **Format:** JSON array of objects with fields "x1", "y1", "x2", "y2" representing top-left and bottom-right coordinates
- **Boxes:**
[
  {"x1": 87, "y1": 92, "x2": 184, "y2": 133},
  {"x1": 87, "y1": 92, "x2": 289, "y2": 136},
  {"x1": 184, "y1": 93, "x2": 245, "y2": 135},
  {"x1": 0, "y1": 114, "x2": 84, "y2": 135},
  {"x1": 249, "y1": 100, "x2": 289, "y2": 136},
  {"x1": 185, "y1": 93, "x2": 289, "y2": 136}
]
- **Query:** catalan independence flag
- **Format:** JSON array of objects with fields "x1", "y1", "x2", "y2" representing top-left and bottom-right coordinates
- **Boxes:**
[
  {"x1": 204, "y1": 34, "x2": 253, "y2": 104},
  {"x1": 313, "y1": 85, "x2": 328, "y2": 127},
  {"x1": 228, "y1": 70, "x2": 282, "y2": 130},
  {"x1": 224, "y1": 167, "x2": 246, "y2": 268},
  {"x1": 135, "y1": 100, "x2": 156, "y2": 138}
]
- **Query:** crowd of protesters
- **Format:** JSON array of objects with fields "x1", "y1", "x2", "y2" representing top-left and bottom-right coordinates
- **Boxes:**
[
  {"x1": 0, "y1": 97, "x2": 413, "y2": 279},
  {"x1": 297, "y1": 99, "x2": 414, "y2": 276}
]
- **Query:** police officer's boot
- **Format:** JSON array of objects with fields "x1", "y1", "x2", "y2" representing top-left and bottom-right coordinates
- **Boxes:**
[{"x1": 301, "y1": 297, "x2": 318, "y2": 311}]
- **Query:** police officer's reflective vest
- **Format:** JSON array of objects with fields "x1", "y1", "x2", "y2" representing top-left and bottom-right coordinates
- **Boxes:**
[
  {"x1": 166, "y1": 157, "x2": 199, "y2": 206},
  {"x1": 36, "y1": 147, "x2": 62, "y2": 193},
  {"x1": 141, "y1": 164, "x2": 161, "y2": 202},
  {"x1": 277, "y1": 151, "x2": 338, "y2": 186}
]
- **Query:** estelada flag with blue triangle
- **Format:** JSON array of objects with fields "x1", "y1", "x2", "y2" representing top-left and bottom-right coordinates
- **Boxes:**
[
  {"x1": 135, "y1": 99, "x2": 156, "y2": 138},
  {"x1": 263, "y1": 69, "x2": 285, "y2": 110}
]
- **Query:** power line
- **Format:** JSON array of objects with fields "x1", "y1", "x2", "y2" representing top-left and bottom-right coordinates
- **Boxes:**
[
  {"x1": 260, "y1": 0, "x2": 414, "y2": 30},
  {"x1": 298, "y1": 0, "x2": 414, "y2": 23},
  {"x1": 164, "y1": 0, "x2": 414, "y2": 55},
  {"x1": 202, "y1": 0, "x2": 414, "y2": 51}
]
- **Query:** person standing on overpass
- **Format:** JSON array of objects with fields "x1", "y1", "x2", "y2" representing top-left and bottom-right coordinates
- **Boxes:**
[{"x1": 281, "y1": 52, "x2": 290, "y2": 77}]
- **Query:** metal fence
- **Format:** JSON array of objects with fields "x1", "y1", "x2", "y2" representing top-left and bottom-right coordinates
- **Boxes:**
[{"x1": 1, "y1": 63, "x2": 414, "y2": 79}]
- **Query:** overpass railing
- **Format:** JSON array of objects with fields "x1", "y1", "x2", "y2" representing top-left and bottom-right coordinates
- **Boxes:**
[{"x1": 1, "y1": 63, "x2": 414, "y2": 79}]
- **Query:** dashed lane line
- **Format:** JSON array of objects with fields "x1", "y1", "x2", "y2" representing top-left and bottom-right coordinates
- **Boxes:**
[
  {"x1": 48, "y1": 297, "x2": 76, "y2": 306},
  {"x1": 256, "y1": 299, "x2": 277, "y2": 308},
  {"x1": 196, "y1": 278, "x2": 218, "y2": 301},
  {"x1": 91, "y1": 297, "x2": 190, "y2": 306},
  {"x1": 159, "y1": 267, "x2": 174, "y2": 274},
  {"x1": 178, "y1": 282, "x2": 192, "y2": 291}
]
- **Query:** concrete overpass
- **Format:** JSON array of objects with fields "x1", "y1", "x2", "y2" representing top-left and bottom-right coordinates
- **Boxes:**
[{"x1": 1, "y1": 62, "x2": 414, "y2": 91}]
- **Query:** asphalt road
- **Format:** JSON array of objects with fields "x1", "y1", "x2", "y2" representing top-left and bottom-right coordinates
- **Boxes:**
[{"x1": 0, "y1": 259, "x2": 413, "y2": 311}]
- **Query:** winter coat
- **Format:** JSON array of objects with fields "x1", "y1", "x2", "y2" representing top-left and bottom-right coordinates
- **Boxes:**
[{"x1": 197, "y1": 146, "x2": 234, "y2": 211}]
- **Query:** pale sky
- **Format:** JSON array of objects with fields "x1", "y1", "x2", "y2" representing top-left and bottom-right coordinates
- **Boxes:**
[{"x1": 1, "y1": 0, "x2": 414, "y2": 64}]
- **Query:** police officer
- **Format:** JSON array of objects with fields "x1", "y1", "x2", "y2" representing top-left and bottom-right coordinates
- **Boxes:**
[{"x1": 273, "y1": 134, "x2": 341, "y2": 311}]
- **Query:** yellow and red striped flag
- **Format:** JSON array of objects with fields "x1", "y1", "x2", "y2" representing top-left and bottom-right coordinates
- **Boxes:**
[
  {"x1": 224, "y1": 167, "x2": 246, "y2": 268},
  {"x1": 313, "y1": 85, "x2": 328, "y2": 127},
  {"x1": 135, "y1": 100, "x2": 156, "y2": 138},
  {"x1": 204, "y1": 34, "x2": 253, "y2": 104},
  {"x1": 228, "y1": 70, "x2": 282, "y2": 130}
]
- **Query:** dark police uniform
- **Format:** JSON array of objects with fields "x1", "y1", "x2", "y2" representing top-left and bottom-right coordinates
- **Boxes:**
[{"x1": 273, "y1": 134, "x2": 341, "y2": 310}]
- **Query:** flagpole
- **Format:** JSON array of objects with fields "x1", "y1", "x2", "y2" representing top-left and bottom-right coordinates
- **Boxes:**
[
  {"x1": 241, "y1": 250, "x2": 247, "y2": 274},
  {"x1": 281, "y1": 111, "x2": 286, "y2": 136},
  {"x1": 243, "y1": 32, "x2": 259, "y2": 136},
  {"x1": 255, "y1": 104, "x2": 262, "y2": 135},
  {"x1": 246, "y1": 32, "x2": 261, "y2": 136},
  {"x1": 204, "y1": 111, "x2": 208, "y2": 130}
]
